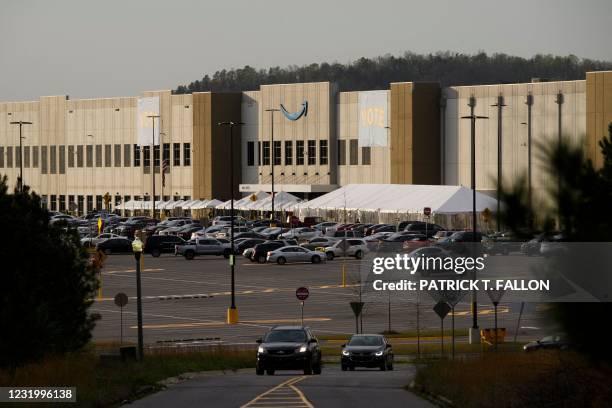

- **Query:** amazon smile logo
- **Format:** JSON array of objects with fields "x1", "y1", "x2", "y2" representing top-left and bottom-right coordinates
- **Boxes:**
[{"x1": 280, "y1": 101, "x2": 308, "y2": 121}]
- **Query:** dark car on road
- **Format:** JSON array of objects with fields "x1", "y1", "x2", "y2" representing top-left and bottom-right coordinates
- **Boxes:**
[
  {"x1": 341, "y1": 334, "x2": 394, "y2": 371},
  {"x1": 96, "y1": 237, "x2": 133, "y2": 254},
  {"x1": 523, "y1": 335, "x2": 570, "y2": 352},
  {"x1": 145, "y1": 235, "x2": 185, "y2": 257},
  {"x1": 256, "y1": 326, "x2": 322, "y2": 375},
  {"x1": 251, "y1": 240, "x2": 297, "y2": 263}
]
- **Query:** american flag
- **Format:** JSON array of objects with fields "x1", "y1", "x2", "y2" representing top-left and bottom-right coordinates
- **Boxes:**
[{"x1": 162, "y1": 159, "x2": 169, "y2": 187}]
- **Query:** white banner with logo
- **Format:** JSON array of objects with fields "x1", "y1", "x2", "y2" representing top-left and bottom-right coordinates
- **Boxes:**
[
  {"x1": 137, "y1": 96, "x2": 160, "y2": 146},
  {"x1": 358, "y1": 90, "x2": 388, "y2": 147}
]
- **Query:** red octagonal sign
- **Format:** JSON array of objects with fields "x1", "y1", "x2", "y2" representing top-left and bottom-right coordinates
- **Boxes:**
[{"x1": 296, "y1": 287, "x2": 309, "y2": 301}]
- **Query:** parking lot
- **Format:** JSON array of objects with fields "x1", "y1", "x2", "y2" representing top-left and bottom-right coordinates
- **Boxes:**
[{"x1": 92, "y1": 252, "x2": 547, "y2": 347}]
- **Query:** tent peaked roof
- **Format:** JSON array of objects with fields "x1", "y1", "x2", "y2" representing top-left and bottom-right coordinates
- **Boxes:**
[{"x1": 296, "y1": 184, "x2": 498, "y2": 214}]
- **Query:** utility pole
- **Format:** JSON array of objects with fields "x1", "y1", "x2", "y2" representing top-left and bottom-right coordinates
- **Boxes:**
[
  {"x1": 217, "y1": 121, "x2": 244, "y2": 324},
  {"x1": 147, "y1": 115, "x2": 160, "y2": 219},
  {"x1": 461, "y1": 96, "x2": 488, "y2": 342},
  {"x1": 491, "y1": 95, "x2": 506, "y2": 232},
  {"x1": 265, "y1": 108, "x2": 280, "y2": 225},
  {"x1": 9, "y1": 121, "x2": 33, "y2": 193},
  {"x1": 525, "y1": 94, "x2": 533, "y2": 218}
]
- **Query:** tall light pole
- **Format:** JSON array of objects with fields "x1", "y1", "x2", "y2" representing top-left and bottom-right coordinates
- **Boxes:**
[
  {"x1": 491, "y1": 95, "x2": 506, "y2": 232},
  {"x1": 217, "y1": 121, "x2": 244, "y2": 324},
  {"x1": 147, "y1": 115, "x2": 160, "y2": 219},
  {"x1": 525, "y1": 94, "x2": 533, "y2": 217},
  {"x1": 461, "y1": 96, "x2": 488, "y2": 340},
  {"x1": 265, "y1": 108, "x2": 280, "y2": 225},
  {"x1": 9, "y1": 121, "x2": 33, "y2": 193},
  {"x1": 131, "y1": 236, "x2": 144, "y2": 360}
]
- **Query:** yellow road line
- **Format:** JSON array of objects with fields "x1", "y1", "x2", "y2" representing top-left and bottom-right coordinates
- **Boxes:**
[
  {"x1": 240, "y1": 376, "x2": 312, "y2": 408},
  {"x1": 132, "y1": 317, "x2": 331, "y2": 330}
]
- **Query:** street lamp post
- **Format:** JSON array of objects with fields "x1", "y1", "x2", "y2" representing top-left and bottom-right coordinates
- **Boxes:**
[
  {"x1": 131, "y1": 236, "x2": 145, "y2": 360},
  {"x1": 217, "y1": 121, "x2": 244, "y2": 324},
  {"x1": 491, "y1": 96, "x2": 506, "y2": 232},
  {"x1": 461, "y1": 96, "x2": 489, "y2": 341},
  {"x1": 265, "y1": 108, "x2": 280, "y2": 225},
  {"x1": 147, "y1": 115, "x2": 160, "y2": 219},
  {"x1": 9, "y1": 121, "x2": 33, "y2": 192}
]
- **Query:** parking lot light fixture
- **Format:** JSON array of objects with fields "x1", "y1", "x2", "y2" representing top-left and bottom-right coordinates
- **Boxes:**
[{"x1": 132, "y1": 236, "x2": 145, "y2": 360}]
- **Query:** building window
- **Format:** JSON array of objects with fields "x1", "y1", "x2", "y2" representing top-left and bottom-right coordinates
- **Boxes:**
[
  {"x1": 296, "y1": 141, "x2": 304, "y2": 165},
  {"x1": 124, "y1": 195, "x2": 131, "y2": 205},
  {"x1": 273, "y1": 141, "x2": 281, "y2": 165},
  {"x1": 114, "y1": 195, "x2": 121, "y2": 207},
  {"x1": 77, "y1": 195, "x2": 84, "y2": 214},
  {"x1": 154, "y1": 145, "x2": 160, "y2": 168},
  {"x1": 284, "y1": 141, "x2": 293, "y2": 165},
  {"x1": 50, "y1": 195, "x2": 57, "y2": 211},
  {"x1": 68, "y1": 146, "x2": 75, "y2": 168},
  {"x1": 76, "y1": 145, "x2": 83, "y2": 167},
  {"x1": 258, "y1": 142, "x2": 262, "y2": 165},
  {"x1": 262, "y1": 141, "x2": 270, "y2": 165},
  {"x1": 86, "y1": 145, "x2": 93, "y2": 167},
  {"x1": 183, "y1": 143, "x2": 191, "y2": 166},
  {"x1": 86, "y1": 195, "x2": 93, "y2": 212},
  {"x1": 361, "y1": 146, "x2": 371, "y2": 165},
  {"x1": 319, "y1": 140, "x2": 328, "y2": 165},
  {"x1": 162, "y1": 143, "x2": 170, "y2": 165},
  {"x1": 143, "y1": 146, "x2": 151, "y2": 167},
  {"x1": 95, "y1": 145, "x2": 102, "y2": 167},
  {"x1": 59, "y1": 146, "x2": 66, "y2": 174},
  {"x1": 124, "y1": 144, "x2": 131, "y2": 167},
  {"x1": 247, "y1": 141, "x2": 255, "y2": 166},
  {"x1": 15, "y1": 146, "x2": 21, "y2": 168},
  {"x1": 349, "y1": 139, "x2": 358, "y2": 165},
  {"x1": 50, "y1": 146, "x2": 57, "y2": 174},
  {"x1": 96, "y1": 195, "x2": 102, "y2": 210},
  {"x1": 68, "y1": 195, "x2": 74, "y2": 211},
  {"x1": 59, "y1": 195, "x2": 66, "y2": 212},
  {"x1": 0, "y1": 147, "x2": 4, "y2": 167},
  {"x1": 338, "y1": 140, "x2": 346, "y2": 165},
  {"x1": 24, "y1": 146, "x2": 30, "y2": 168},
  {"x1": 307, "y1": 140, "x2": 316, "y2": 165},
  {"x1": 41, "y1": 146, "x2": 48, "y2": 174},
  {"x1": 134, "y1": 144, "x2": 140, "y2": 166},
  {"x1": 104, "y1": 144, "x2": 111, "y2": 167},
  {"x1": 114, "y1": 144, "x2": 121, "y2": 167},
  {"x1": 173, "y1": 143, "x2": 180, "y2": 166},
  {"x1": 32, "y1": 146, "x2": 39, "y2": 168},
  {"x1": 7, "y1": 147, "x2": 13, "y2": 168}
]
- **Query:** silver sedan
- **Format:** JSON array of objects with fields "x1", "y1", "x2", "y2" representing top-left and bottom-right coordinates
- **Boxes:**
[{"x1": 266, "y1": 246, "x2": 327, "y2": 265}]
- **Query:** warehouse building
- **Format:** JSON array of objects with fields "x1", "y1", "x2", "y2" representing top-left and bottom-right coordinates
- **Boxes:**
[{"x1": 0, "y1": 70, "x2": 610, "y2": 214}]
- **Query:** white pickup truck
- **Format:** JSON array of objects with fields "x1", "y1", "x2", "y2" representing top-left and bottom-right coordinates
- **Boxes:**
[{"x1": 175, "y1": 238, "x2": 232, "y2": 260}]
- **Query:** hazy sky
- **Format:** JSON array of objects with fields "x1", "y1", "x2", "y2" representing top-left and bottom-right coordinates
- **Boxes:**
[{"x1": 2, "y1": 0, "x2": 611, "y2": 101}]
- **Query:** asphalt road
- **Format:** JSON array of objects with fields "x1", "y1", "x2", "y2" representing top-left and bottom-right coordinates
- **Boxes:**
[
  {"x1": 130, "y1": 365, "x2": 433, "y2": 408},
  {"x1": 92, "y1": 252, "x2": 548, "y2": 346}
]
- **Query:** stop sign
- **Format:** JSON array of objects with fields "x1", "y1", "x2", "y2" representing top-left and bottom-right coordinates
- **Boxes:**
[{"x1": 296, "y1": 287, "x2": 309, "y2": 301}]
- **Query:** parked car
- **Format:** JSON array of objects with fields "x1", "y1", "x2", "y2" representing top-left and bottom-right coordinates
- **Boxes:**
[
  {"x1": 363, "y1": 224, "x2": 391, "y2": 236},
  {"x1": 403, "y1": 221, "x2": 445, "y2": 238},
  {"x1": 279, "y1": 227, "x2": 322, "y2": 241},
  {"x1": 312, "y1": 221, "x2": 338, "y2": 233},
  {"x1": 175, "y1": 238, "x2": 231, "y2": 260},
  {"x1": 96, "y1": 237, "x2": 133, "y2": 254},
  {"x1": 214, "y1": 226, "x2": 251, "y2": 239},
  {"x1": 407, "y1": 246, "x2": 454, "y2": 276},
  {"x1": 483, "y1": 231, "x2": 525, "y2": 255},
  {"x1": 325, "y1": 239, "x2": 368, "y2": 260},
  {"x1": 363, "y1": 231, "x2": 394, "y2": 248},
  {"x1": 435, "y1": 231, "x2": 484, "y2": 255},
  {"x1": 521, "y1": 233, "x2": 548, "y2": 256},
  {"x1": 81, "y1": 233, "x2": 122, "y2": 247},
  {"x1": 523, "y1": 335, "x2": 570, "y2": 352},
  {"x1": 401, "y1": 234, "x2": 431, "y2": 252},
  {"x1": 259, "y1": 227, "x2": 290, "y2": 240},
  {"x1": 302, "y1": 216, "x2": 325, "y2": 227},
  {"x1": 540, "y1": 233, "x2": 568, "y2": 257},
  {"x1": 175, "y1": 224, "x2": 205, "y2": 240},
  {"x1": 212, "y1": 215, "x2": 247, "y2": 226},
  {"x1": 432, "y1": 230, "x2": 455, "y2": 240},
  {"x1": 250, "y1": 240, "x2": 298, "y2": 263},
  {"x1": 341, "y1": 334, "x2": 393, "y2": 371},
  {"x1": 236, "y1": 238, "x2": 266, "y2": 254},
  {"x1": 233, "y1": 231, "x2": 264, "y2": 240},
  {"x1": 266, "y1": 246, "x2": 326, "y2": 264},
  {"x1": 326, "y1": 229, "x2": 360, "y2": 238},
  {"x1": 256, "y1": 326, "x2": 322, "y2": 375},
  {"x1": 145, "y1": 235, "x2": 185, "y2": 257},
  {"x1": 249, "y1": 219, "x2": 283, "y2": 228},
  {"x1": 300, "y1": 237, "x2": 339, "y2": 251}
]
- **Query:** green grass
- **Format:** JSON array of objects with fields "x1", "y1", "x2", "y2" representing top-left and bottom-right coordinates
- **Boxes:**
[
  {"x1": 322, "y1": 341, "x2": 522, "y2": 357},
  {"x1": 412, "y1": 351, "x2": 612, "y2": 408},
  {"x1": 0, "y1": 344, "x2": 254, "y2": 407},
  {"x1": 317, "y1": 328, "x2": 470, "y2": 341}
]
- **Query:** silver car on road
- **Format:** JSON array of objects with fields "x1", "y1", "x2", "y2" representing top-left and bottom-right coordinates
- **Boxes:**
[{"x1": 266, "y1": 246, "x2": 327, "y2": 265}]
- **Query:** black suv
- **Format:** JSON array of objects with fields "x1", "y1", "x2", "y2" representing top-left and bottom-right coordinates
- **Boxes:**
[
  {"x1": 256, "y1": 326, "x2": 322, "y2": 375},
  {"x1": 145, "y1": 235, "x2": 185, "y2": 257},
  {"x1": 341, "y1": 334, "x2": 394, "y2": 371}
]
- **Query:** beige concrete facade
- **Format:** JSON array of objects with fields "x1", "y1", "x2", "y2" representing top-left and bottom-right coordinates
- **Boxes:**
[{"x1": 1, "y1": 71, "x2": 610, "y2": 212}]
